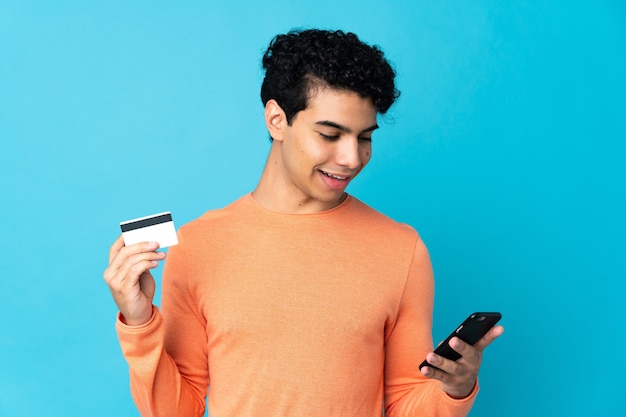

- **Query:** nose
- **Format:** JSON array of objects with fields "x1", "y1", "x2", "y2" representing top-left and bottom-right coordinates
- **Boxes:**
[{"x1": 335, "y1": 137, "x2": 361, "y2": 169}]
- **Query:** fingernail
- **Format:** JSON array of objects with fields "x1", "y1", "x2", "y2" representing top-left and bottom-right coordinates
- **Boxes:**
[{"x1": 450, "y1": 337, "x2": 460, "y2": 349}]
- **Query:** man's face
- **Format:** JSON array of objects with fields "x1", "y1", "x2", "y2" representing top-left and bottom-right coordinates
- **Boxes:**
[{"x1": 273, "y1": 87, "x2": 378, "y2": 212}]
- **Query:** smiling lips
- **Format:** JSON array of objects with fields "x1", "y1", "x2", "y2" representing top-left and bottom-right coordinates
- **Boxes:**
[
  {"x1": 319, "y1": 169, "x2": 353, "y2": 190},
  {"x1": 320, "y1": 170, "x2": 349, "y2": 180}
]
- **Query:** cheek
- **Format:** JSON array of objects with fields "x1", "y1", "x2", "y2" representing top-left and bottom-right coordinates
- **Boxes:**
[
  {"x1": 361, "y1": 147, "x2": 372, "y2": 165},
  {"x1": 301, "y1": 141, "x2": 329, "y2": 162}
]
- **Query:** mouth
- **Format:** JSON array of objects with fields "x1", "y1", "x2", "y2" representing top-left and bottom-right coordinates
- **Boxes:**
[
  {"x1": 319, "y1": 170, "x2": 351, "y2": 181},
  {"x1": 318, "y1": 169, "x2": 355, "y2": 191}
]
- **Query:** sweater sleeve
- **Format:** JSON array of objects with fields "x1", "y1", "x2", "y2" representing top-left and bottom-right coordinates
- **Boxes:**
[
  {"x1": 116, "y1": 231, "x2": 209, "y2": 417},
  {"x1": 384, "y1": 236, "x2": 478, "y2": 417}
]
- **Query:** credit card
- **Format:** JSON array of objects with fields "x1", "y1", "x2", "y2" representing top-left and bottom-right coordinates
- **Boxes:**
[{"x1": 120, "y1": 211, "x2": 178, "y2": 248}]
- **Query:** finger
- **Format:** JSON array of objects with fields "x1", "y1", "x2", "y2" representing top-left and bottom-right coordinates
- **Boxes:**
[
  {"x1": 420, "y1": 364, "x2": 441, "y2": 380},
  {"x1": 473, "y1": 325, "x2": 505, "y2": 352},
  {"x1": 421, "y1": 362, "x2": 476, "y2": 399},
  {"x1": 104, "y1": 248, "x2": 165, "y2": 285},
  {"x1": 447, "y1": 337, "x2": 483, "y2": 373},
  {"x1": 448, "y1": 337, "x2": 479, "y2": 363},
  {"x1": 108, "y1": 235, "x2": 126, "y2": 264},
  {"x1": 113, "y1": 250, "x2": 165, "y2": 283},
  {"x1": 420, "y1": 356, "x2": 447, "y2": 380},
  {"x1": 107, "y1": 259, "x2": 160, "y2": 297},
  {"x1": 420, "y1": 359, "x2": 462, "y2": 385},
  {"x1": 423, "y1": 352, "x2": 464, "y2": 377},
  {"x1": 108, "y1": 241, "x2": 161, "y2": 274},
  {"x1": 105, "y1": 242, "x2": 161, "y2": 284}
]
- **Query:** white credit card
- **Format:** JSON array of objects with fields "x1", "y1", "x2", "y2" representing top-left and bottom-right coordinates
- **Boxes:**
[{"x1": 120, "y1": 211, "x2": 178, "y2": 248}]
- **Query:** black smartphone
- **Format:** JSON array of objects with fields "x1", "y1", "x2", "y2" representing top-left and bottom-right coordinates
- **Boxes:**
[{"x1": 419, "y1": 312, "x2": 502, "y2": 370}]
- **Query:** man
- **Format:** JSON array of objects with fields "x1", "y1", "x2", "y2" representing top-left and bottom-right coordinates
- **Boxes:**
[{"x1": 104, "y1": 29, "x2": 503, "y2": 417}]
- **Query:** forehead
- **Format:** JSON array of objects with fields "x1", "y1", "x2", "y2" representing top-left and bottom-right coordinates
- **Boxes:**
[{"x1": 299, "y1": 87, "x2": 377, "y2": 128}]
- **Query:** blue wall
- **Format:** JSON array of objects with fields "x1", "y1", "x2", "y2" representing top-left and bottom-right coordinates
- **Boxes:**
[{"x1": 1, "y1": 1, "x2": 624, "y2": 416}]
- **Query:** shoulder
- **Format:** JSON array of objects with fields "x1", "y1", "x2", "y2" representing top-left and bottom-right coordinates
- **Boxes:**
[
  {"x1": 346, "y1": 196, "x2": 418, "y2": 240},
  {"x1": 341, "y1": 196, "x2": 426, "y2": 264},
  {"x1": 175, "y1": 194, "x2": 252, "y2": 244}
]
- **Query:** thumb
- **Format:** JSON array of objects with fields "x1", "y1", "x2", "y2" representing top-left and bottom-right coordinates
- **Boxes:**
[{"x1": 139, "y1": 271, "x2": 156, "y2": 302}]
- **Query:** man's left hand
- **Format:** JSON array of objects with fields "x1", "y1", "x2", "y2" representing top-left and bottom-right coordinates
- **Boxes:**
[{"x1": 420, "y1": 325, "x2": 504, "y2": 398}]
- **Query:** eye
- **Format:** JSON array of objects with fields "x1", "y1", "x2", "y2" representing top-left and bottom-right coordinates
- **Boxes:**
[
  {"x1": 319, "y1": 132, "x2": 340, "y2": 141},
  {"x1": 359, "y1": 136, "x2": 372, "y2": 142}
]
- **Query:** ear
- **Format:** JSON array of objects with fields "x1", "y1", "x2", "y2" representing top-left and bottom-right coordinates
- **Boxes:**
[{"x1": 264, "y1": 99, "x2": 287, "y2": 142}]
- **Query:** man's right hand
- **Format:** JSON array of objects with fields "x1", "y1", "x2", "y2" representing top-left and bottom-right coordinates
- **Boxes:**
[{"x1": 103, "y1": 235, "x2": 166, "y2": 326}]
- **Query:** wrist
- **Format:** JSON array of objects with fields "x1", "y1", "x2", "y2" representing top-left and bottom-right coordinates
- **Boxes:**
[
  {"x1": 444, "y1": 379, "x2": 478, "y2": 400},
  {"x1": 118, "y1": 307, "x2": 154, "y2": 327}
]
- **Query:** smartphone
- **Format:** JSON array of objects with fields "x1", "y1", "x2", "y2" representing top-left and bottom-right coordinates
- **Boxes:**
[{"x1": 419, "y1": 312, "x2": 502, "y2": 370}]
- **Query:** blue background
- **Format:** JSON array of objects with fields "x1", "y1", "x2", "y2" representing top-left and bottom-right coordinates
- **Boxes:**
[{"x1": 1, "y1": 1, "x2": 624, "y2": 416}]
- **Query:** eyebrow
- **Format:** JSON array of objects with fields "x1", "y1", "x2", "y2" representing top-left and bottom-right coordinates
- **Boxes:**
[{"x1": 315, "y1": 120, "x2": 379, "y2": 134}]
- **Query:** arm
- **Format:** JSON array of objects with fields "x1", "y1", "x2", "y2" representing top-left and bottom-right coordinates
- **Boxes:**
[
  {"x1": 105, "y1": 235, "x2": 209, "y2": 416},
  {"x1": 384, "y1": 237, "x2": 478, "y2": 417}
]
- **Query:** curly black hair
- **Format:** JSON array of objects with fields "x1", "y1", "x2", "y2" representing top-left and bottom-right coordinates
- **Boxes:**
[{"x1": 260, "y1": 29, "x2": 400, "y2": 124}]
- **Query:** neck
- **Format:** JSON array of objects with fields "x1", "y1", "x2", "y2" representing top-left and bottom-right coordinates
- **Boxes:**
[{"x1": 252, "y1": 143, "x2": 347, "y2": 214}]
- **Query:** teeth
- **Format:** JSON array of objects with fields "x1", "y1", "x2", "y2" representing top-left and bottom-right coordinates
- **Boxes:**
[{"x1": 322, "y1": 171, "x2": 347, "y2": 180}]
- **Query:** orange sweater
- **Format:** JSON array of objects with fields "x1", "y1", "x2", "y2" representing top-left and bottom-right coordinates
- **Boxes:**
[{"x1": 117, "y1": 194, "x2": 477, "y2": 416}]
